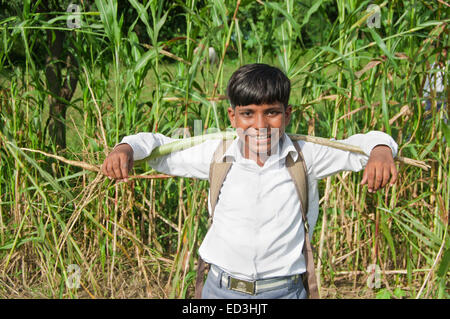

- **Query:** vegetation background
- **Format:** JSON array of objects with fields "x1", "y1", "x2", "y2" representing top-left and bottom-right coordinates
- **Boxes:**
[{"x1": 0, "y1": 0, "x2": 448, "y2": 299}]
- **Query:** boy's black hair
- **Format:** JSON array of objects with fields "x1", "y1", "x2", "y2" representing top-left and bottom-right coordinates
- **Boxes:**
[{"x1": 226, "y1": 63, "x2": 291, "y2": 109}]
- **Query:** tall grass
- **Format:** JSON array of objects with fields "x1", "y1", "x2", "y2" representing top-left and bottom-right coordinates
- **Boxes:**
[{"x1": 0, "y1": 0, "x2": 448, "y2": 298}]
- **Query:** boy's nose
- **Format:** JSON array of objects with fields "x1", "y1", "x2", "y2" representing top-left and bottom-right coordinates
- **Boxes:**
[{"x1": 254, "y1": 113, "x2": 269, "y2": 129}]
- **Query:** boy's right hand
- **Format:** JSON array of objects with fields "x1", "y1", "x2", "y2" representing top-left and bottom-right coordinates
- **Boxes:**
[{"x1": 101, "y1": 143, "x2": 134, "y2": 182}]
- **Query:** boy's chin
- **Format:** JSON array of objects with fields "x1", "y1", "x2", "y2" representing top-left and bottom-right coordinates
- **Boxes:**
[{"x1": 246, "y1": 142, "x2": 278, "y2": 157}]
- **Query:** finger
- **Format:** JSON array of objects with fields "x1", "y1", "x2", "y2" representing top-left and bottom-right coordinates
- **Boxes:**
[
  {"x1": 381, "y1": 166, "x2": 390, "y2": 188},
  {"x1": 107, "y1": 161, "x2": 117, "y2": 179},
  {"x1": 119, "y1": 154, "x2": 129, "y2": 181},
  {"x1": 104, "y1": 160, "x2": 113, "y2": 178},
  {"x1": 128, "y1": 157, "x2": 134, "y2": 173},
  {"x1": 112, "y1": 159, "x2": 123, "y2": 180},
  {"x1": 390, "y1": 163, "x2": 398, "y2": 185},
  {"x1": 366, "y1": 166, "x2": 375, "y2": 192},
  {"x1": 101, "y1": 161, "x2": 108, "y2": 176},
  {"x1": 360, "y1": 167, "x2": 368, "y2": 185},
  {"x1": 374, "y1": 165, "x2": 383, "y2": 191}
]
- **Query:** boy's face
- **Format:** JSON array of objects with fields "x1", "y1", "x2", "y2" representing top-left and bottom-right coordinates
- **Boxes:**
[{"x1": 227, "y1": 102, "x2": 292, "y2": 164}]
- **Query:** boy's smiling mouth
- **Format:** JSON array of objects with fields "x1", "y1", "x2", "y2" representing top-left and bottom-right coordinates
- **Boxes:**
[
  {"x1": 246, "y1": 133, "x2": 271, "y2": 142},
  {"x1": 242, "y1": 129, "x2": 280, "y2": 157},
  {"x1": 244, "y1": 130, "x2": 274, "y2": 145}
]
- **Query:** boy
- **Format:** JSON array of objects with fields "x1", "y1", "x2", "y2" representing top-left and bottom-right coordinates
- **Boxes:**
[{"x1": 102, "y1": 64, "x2": 398, "y2": 299}]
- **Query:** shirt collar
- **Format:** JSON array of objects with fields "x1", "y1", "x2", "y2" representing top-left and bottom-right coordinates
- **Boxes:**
[
  {"x1": 280, "y1": 133, "x2": 299, "y2": 162},
  {"x1": 219, "y1": 132, "x2": 298, "y2": 163}
]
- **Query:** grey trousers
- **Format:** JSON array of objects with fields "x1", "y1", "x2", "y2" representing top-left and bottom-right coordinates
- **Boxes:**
[{"x1": 201, "y1": 265, "x2": 308, "y2": 299}]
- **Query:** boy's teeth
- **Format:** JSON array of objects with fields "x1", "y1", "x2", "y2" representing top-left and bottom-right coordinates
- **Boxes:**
[{"x1": 245, "y1": 133, "x2": 271, "y2": 140}]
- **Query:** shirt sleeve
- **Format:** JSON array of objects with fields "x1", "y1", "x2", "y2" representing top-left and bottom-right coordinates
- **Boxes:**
[
  {"x1": 117, "y1": 133, "x2": 220, "y2": 180},
  {"x1": 308, "y1": 131, "x2": 398, "y2": 180}
]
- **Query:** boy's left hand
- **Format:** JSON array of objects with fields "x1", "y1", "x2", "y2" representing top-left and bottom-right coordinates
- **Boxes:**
[{"x1": 360, "y1": 145, "x2": 398, "y2": 193}]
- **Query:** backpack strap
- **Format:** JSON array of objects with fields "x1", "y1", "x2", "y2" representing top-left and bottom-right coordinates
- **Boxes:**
[
  {"x1": 286, "y1": 141, "x2": 320, "y2": 299},
  {"x1": 208, "y1": 139, "x2": 234, "y2": 221},
  {"x1": 195, "y1": 139, "x2": 233, "y2": 298}
]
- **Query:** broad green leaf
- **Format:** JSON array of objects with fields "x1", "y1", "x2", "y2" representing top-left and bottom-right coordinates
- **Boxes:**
[
  {"x1": 393, "y1": 287, "x2": 407, "y2": 298},
  {"x1": 380, "y1": 213, "x2": 397, "y2": 267},
  {"x1": 133, "y1": 47, "x2": 157, "y2": 74},
  {"x1": 368, "y1": 27, "x2": 398, "y2": 70},
  {"x1": 128, "y1": 0, "x2": 152, "y2": 36},
  {"x1": 376, "y1": 289, "x2": 392, "y2": 299},
  {"x1": 401, "y1": 210, "x2": 442, "y2": 246},
  {"x1": 419, "y1": 138, "x2": 438, "y2": 159},
  {"x1": 264, "y1": 2, "x2": 301, "y2": 33},
  {"x1": 381, "y1": 80, "x2": 391, "y2": 136},
  {"x1": 301, "y1": 0, "x2": 324, "y2": 28},
  {"x1": 0, "y1": 236, "x2": 43, "y2": 250},
  {"x1": 155, "y1": 10, "x2": 169, "y2": 37},
  {"x1": 5, "y1": 142, "x2": 74, "y2": 200},
  {"x1": 437, "y1": 248, "x2": 450, "y2": 278},
  {"x1": 441, "y1": 121, "x2": 450, "y2": 148}
]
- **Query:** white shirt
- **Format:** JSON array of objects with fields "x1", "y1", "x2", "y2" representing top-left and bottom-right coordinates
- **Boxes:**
[{"x1": 120, "y1": 131, "x2": 398, "y2": 280}]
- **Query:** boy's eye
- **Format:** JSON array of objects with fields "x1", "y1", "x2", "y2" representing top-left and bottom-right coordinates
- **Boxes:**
[
  {"x1": 267, "y1": 110, "x2": 281, "y2": 116},
  {"x1": 240, "y1": 111, "x2": 252, "y2": 117}
]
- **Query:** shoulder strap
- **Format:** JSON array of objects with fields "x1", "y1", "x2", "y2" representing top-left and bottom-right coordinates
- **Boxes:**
[
  {"x1": 286, "y1": 142, "x2": 309, "y2": 216},
  {"x1": 285, "y1": 140, "x2": 320, "y2": 299},
  {"x1": 208, "y1": 139, "x2": 234, "y2": 221}
]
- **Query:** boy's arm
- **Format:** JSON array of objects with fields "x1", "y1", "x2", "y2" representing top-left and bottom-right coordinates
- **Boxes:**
[
  {"x1": 309, "y1": 131, "x2": 398, "y2": 191},
  {"x1": 102, "y1": 132, "x2": 218, "y2": 181}
]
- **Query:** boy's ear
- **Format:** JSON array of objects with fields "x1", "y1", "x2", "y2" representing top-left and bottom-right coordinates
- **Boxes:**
[
  {"x1": 285, "y1": 104, "x2": 292, "y2": 125},
  {"x1": 227, "y1": 106, "x2": 236, "y2": 128}
]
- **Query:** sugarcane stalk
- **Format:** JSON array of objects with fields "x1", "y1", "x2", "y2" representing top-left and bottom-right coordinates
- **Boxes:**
[
  {"x1": 288, "y1": 134, "x2": 430, "y2": 170},
  {"x1": 135, "y1": 131, "x2": 430, "y2": 170},
  {"x1": 16, "y1": 131, "x2": 430, "y2": 171},
  {"x1": 135, "y1": 131, "x2": 237, "y2": 164}
]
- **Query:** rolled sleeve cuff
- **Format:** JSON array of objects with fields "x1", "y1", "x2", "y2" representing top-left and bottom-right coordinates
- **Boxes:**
[
  {"x1": 360, "y1": 132, "x2": 398, "y2": 158},
  {"x1": 115, "y1": 135, "x2": 156, "y2": 161}
]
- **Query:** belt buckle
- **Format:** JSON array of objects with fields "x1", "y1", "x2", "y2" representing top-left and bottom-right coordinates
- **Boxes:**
[{"x1": 228, "y1": 277, "x2": 256, "y2": 295}]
